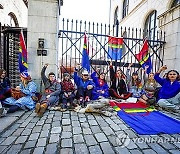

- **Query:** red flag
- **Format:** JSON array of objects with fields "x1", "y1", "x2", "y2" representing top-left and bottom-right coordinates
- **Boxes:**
[
  {"x1": 135, "y1": 40, "x2": 152, "y2": 74},
  {"x1": 19, "y1": 30, "x2": 28, "y2": 73}
]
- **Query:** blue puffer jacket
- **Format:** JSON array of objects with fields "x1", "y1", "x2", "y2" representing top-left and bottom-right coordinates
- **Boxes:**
[
  {"x1": 154, "y1": 73, "x2": 180, "y2": 100},
  {"x1": 74, "y1": 72, "x2": 95, "y2": 90},
  {"x1": 91, "y1": 72, "x2": 109, "y2": 100}
]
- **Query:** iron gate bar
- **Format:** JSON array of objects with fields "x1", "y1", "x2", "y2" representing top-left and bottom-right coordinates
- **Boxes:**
[
  {"x1": 62, "y1": 32, "x2": 82, "y2": 55},
  {"x1": 61, "y1": 31, "x2": 83, "y2": 56},
  {"x1": 59, "y1": 30, "x2": 166, "y2": 44},
  {"x1": 148, "y1": 44, "x2": 163, "y2": 64}
]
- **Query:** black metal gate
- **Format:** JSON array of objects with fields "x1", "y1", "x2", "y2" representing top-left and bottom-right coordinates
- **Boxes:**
[
  {"x1": 58, "y1": 19, "x2": 165, "y2": 79},
  {"x1": 0, "y1": 23, "x2": 27, "y2": 87}
]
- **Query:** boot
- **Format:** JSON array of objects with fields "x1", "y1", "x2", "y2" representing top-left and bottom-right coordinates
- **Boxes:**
[
  {"x1": 35, "y1": 103, "x2": 41, "y2": 113},
  {"x1": 38, "y1": 103, "x2": 48, "y2": 117}
]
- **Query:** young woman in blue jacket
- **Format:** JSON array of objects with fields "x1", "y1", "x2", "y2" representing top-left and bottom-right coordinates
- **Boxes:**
[
  {"x1": 91, "y1": 68, "x2": 109, "y2": 100},
  {"x1": 154, "y1": 65, "x2": 180, "y2": 111}
]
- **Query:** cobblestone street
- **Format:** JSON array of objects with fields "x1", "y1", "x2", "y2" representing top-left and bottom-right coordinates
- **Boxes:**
[{"x1": 0, "y1": 110, "x2": 180, "y2": 154}]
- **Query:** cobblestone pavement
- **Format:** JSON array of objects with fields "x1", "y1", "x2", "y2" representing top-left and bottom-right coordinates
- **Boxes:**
[{"x1": 0, "y1": 109, "x2": 180, "y2": 154}]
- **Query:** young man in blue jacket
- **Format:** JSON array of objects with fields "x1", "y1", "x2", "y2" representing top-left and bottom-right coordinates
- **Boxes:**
[{"x1": 74, "y1": 67, "x2": 95, "y2": 107}]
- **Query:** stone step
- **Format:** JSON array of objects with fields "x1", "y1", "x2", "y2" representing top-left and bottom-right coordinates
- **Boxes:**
[{"x1": 0, "y1": 111, "x2": 25, "y2": 135}]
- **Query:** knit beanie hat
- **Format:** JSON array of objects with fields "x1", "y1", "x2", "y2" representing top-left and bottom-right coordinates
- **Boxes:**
[{"x1": 20, "y1": 71, "x2": 31, "y2": 80}]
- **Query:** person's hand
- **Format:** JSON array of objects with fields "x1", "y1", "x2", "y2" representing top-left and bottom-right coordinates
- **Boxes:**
[
  {"x1": 96, "y1": 67, "x2": 100, "y2": 73},
  {"x1": 68, "y1": 92, "x2": 72, "y2": 96},
  {"x1": 109, "y1": 61, "x2": 113, "y2": 66},
  {"x1": 87, "y1": 85, "x2": 93, "y2": 90},
  {"x1": 128, "y1": 63, "x2": 133, "y2": 69},
  {"x1": 120, "y1": 94, "x2": 124, "y2": 98},
  {"x1": 160, "y1": 65, "x2": 167, "y2": 71},
  {"x1": 15, "y1": 86, "x2": 20, "y2": 91},
  {"x1": 46, "y1": 95, "x2": 50, "y2": 99},
  {"x1": 101, "y1": 90, "x2": 105, "y2": 94},
  {"x1": 75, "y1": 63, "x2": 80, "y2": 70},
  {"x1": 44, "y1": 63, "x2": 49, "y2": 67}
]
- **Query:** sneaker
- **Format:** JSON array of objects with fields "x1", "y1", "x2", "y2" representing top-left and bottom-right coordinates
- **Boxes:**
[
  {"x1": 38, "y1": 103, "x2": 48, "y2": 117},
  {"x1": 79, "y1": 97, "x2": 84, "y2": 105},
  {"x1": 0, "y1": 108, "x2": 7, "y2": 117},
  {"x1": 35, "y1": 103, "x2": 41, "y2": 113}
]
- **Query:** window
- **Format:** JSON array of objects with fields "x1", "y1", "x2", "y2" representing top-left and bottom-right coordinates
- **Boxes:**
[
  {"x1": 122, "y1": 0, "x2": 129, "y2": 19},
  {"x1": 144, "y1": 10, "x2": 157, "y2": 41},
  {"x1": 171, "y1": 0, "x2": 180, "y2": 8},
  {"x1": 0, "y1": 4, "x2": 3, "y2": 9},
  {"x1": 8, "y1": 12, "x2": 19, "y2": 27},
  {"x1": 122, "y1": 32, "x2": 127, "y2": 56},
  {"x1": 114, "y1": 6, "x2": 119, "y2": 25}
]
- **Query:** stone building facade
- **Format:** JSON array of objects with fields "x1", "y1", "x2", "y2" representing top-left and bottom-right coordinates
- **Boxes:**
[
  {"x1": 110, "y1": 0, "x2": 180, "y2": 71},
  {"x1": 0, "y1": 0, "x2": 28, "y2": 27}
]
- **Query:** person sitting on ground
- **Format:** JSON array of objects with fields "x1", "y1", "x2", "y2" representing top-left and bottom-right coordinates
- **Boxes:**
[
  {"x1": 91, "y1": 68, "x2": 109, "y2": 100},
  {"x1": 60, "y1": 72, "x2": 76, "y2": 110},
  {"x1": 0, "y1": 69, "x2": 11, "y2": 101},
  {"x1": 139, "y1": 67, "x2": 157, "y2": 105},
  {"x1": 126, "y1": 63, "x2": 143, "y2": 98},
  {"x1": 154, "y1": 65, "x2": 180, "y2": 112},
  {"x1": 0, "y1": 69, "x2": 11, "y2": 116},
  {"x1": 109, "y1": 61, "x2": 131, "y2": 99},
  {"x1": 35, "y1": 63, "x2": 61, "y2": 117},
  {"x1": 74, "y1": 64, "x2": 95, "y2": 107},
  {"x1": 3, "y1": 71, "x2": 37, "y2": 113}
]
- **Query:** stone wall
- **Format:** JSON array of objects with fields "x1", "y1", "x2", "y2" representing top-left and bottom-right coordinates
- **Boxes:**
[{"x1": 27, "y1": 0, "x2": 60, "y2": 91}]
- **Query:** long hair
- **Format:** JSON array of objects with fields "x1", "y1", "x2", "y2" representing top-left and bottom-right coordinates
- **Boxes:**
[
  {"x1": 98, "y1": 72, "x2": 107, "y2": 83},
  {"x1": 146, "y1": 73, "x2": 156, "y2": 85},
  {"x1": 0, "y1": 69, "x2": 6, "y2": 77},
  {"x1": 21, "y1": 77, "x2": 32, "y2": 87},
  {"x1": 166, "y1": 70, "x2": 179, "y2": 81}
]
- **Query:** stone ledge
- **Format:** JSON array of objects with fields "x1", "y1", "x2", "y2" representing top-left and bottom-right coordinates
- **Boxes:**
[{"x1": 0, "y1": 111, "x2": 25, "y2": 135}]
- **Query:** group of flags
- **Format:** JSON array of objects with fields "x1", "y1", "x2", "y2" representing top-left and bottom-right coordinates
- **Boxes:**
[
  {"x1": 19, "y1": 31, "x2": 152, "y2": 75},
  {"x1": 82, "y1": 34, "x2": 152, "y2": 74}
]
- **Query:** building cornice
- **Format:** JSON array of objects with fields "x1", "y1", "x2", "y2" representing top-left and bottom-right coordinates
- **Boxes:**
[{"x1": 157, "y1": 4, "x2": 180, "y2": 19}]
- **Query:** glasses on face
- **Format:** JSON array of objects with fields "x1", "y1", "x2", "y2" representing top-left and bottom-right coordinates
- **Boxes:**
[{"x1": 83, "y1": 74, "x2": 88, "y2": 77}]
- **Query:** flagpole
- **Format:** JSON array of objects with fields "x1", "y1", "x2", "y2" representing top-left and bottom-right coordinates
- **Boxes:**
[{"x1": 115, "y1": 19, "x2": 119, "y2": 72}]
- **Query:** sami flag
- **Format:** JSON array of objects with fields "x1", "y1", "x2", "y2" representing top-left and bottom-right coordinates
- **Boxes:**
[
  {"x1": 82, "y1": 34, "x2": 90, "y2": 72},
  {"x1": 107, "y1": 36, "x2": 123, "y2": 60},
  {"x1": 135, "y1": 40, "x2": 152, "y2": 74},
  {"x1": 19, "y1": 31, "x2": 28, "y2": 73}
]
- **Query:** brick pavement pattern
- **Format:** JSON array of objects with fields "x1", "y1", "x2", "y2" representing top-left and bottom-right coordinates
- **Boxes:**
[{"x1": 0, "y1": 110, "x2": 180, "y2": 154}]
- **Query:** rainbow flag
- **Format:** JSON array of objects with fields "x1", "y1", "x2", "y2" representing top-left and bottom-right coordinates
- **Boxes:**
[
  {"x1": 82, "y1": 33, "x2": 90, "y2": 72},
  {"x1": 135, "y1": 40, "x2": 152, "y2": 74},
  {"x1": 107, "y1": 36, "x2": 123, "y2": 60},
  {"x1": 19, "y1": 30, "x2": 28, "y2": 73},
  {"x1": 110, "y1": 101, "x2": 180, "y2": 135}
]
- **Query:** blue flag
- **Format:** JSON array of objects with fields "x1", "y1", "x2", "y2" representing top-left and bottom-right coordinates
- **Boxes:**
[
  {"x1": 82, "y1": 34, "x2": 90, "y2": 72},
  {"x1": 19, "y1": 30, "x2": 28, "y2": 73}
]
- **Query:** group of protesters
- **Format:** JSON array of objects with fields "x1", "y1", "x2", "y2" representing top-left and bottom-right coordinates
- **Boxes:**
[{"x1": 0, "y1": 62, "x2": 180, "y2": 117}]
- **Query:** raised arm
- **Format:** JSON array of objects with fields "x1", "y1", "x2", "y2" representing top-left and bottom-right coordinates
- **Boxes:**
[
  {"x1": 109, "y1": 61, "x2": 115, "y2": 80},
  {"x1": 154, "y1": 65, "x2": 167, "y2": 86},
  {"x1": 41, "y1": 64, "x2": 49, "y2": 84}
]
